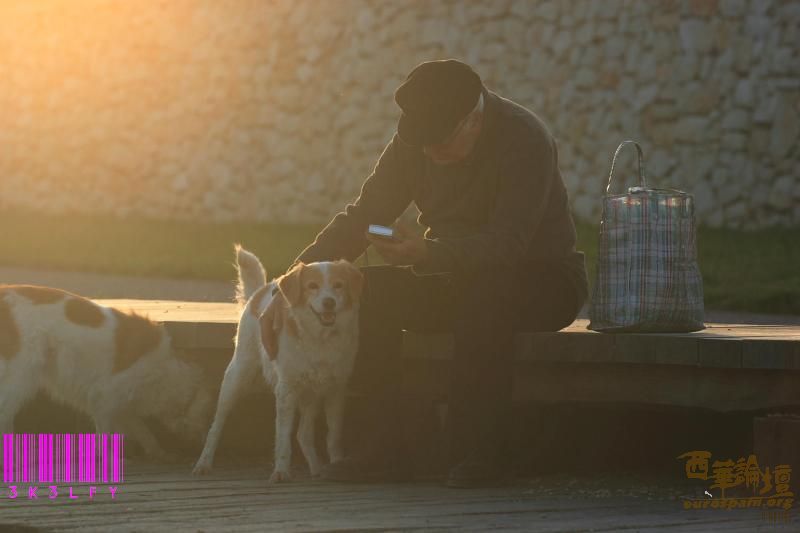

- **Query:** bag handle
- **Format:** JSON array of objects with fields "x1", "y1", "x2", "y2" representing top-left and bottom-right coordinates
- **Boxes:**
[{"x1": 606, "y1": 140, "x2": 648, "y2": 195}]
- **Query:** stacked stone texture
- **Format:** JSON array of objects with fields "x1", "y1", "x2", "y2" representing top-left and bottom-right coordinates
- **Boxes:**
[{"x1": 0, "y1": 0, "x2": 798, "y2": 228}]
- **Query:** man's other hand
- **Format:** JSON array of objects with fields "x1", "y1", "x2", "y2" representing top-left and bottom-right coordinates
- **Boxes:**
[{"x1": 365, "y1": 224, "x2": 428, "y2": 266}]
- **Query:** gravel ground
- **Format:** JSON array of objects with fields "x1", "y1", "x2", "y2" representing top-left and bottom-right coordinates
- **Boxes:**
[{"x1": 1, "y1": 265, "x2": 797, "y2": 325}]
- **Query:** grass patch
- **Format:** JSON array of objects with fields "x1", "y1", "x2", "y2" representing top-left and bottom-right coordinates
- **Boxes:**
[
  {"x1": 576, "y1": 221, "x2": 800, "y2": 315},
  {"x1": 692, "y1": 226, "x2": 800, "y2": 315},
  {"x1": 0, "y1": 210, "x2": 326, "y2": 282},
  {"x1": 0, "y1": 210, "x2": 797, "y2": 314}
]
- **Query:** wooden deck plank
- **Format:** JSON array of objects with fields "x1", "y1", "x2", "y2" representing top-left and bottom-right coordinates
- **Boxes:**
[
  {"x1": 513, "y1": 331, "x2": 617, "y2": 364},
  {"x1": 2, "y1": 465, "x2": 795, "y2": 532},
  {"x1": 94, "y1": 300, "x2": 800, "y2": 339},
  {"x1": 698, "y1": 339, "x2": 743, "y2": 368},
  {"x1": 742, "y1": 340, "x2": 800, "y2": 370},
  {"x1": 397, "y1": 361, "x2": 800, "y2": 411},
  {"x1": 88, "y1": 300, "x2": 800, "y2": 409},
  {"x1": 573, "y1": 364, "x2": 800, "y2": 410},
  {"x1": 96, "y1": 300, "x2": 240, "y2": 323}
]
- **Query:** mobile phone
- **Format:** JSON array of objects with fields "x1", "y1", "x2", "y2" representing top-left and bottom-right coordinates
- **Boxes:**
[{"x1": 367, "y1": 224, "x2": 398, "y2": 241}]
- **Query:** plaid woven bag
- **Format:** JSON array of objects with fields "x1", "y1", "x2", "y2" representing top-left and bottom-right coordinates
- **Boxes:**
[{"x1": 588, "y1": 140, "x2": 705, "y2": 333}]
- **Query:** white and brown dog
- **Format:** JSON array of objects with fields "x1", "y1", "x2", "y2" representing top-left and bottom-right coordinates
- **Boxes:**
[
  {"x1": 192, "y1": 246, "x2": 362, "y2": 482},
  {"x1": 0, "y1": 284, "x2": 213, "y2": 459}
]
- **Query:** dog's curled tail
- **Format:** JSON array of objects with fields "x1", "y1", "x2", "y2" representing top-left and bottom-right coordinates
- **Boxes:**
[{"x1": 234, "y1": 244, "x2": 267, "y2": 306}]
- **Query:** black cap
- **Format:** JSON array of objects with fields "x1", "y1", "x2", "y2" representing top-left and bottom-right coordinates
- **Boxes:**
[{"x1": 394, "y1": 59, "x2": 483, "y2": 147}]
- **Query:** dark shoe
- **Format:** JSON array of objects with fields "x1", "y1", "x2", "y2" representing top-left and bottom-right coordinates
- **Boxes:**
[
  {"x1": 445, "y1": 458, "x2": 514, "y2": 489},
  {"x1": 319, "y1": 455, "x2": 413, "y2": 483}
]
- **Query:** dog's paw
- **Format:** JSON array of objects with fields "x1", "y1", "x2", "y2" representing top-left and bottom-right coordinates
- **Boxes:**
[
  {"x1": 268, "y1": 469, "x2": 291, "y2": 483},
  {"x1": 192, "y1": 460, "x2": 213, "y2": 476}
]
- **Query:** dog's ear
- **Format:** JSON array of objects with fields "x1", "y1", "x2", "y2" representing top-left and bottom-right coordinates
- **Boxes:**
[
  {"x1": 259, "y1": 299, "x2": 283, "y2": 361},
  {"x1": 342, "y1": 261, "x2": 364, "y2": 303},
  {"x1": 277, "y1": 262, "x2": 305, "y2": 307}
]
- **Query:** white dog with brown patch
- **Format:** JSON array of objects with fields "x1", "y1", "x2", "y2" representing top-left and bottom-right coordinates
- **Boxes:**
[
  {"x1": 0, "y1": 284, "x2": 213, "y2": 460},
  {"x1": 192, "y1": 246, "x2": 363, "y2": 482}
]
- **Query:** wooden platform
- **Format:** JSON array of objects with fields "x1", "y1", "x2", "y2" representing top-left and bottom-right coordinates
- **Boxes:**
[
  {"x1": 1, "y1": 463, "x2": 796, "y2": 532},
  {"x1": 96, "y1": 299, "x2": 800, "y2": 412},
  {"x1": 96, "y1": 299, "x2": 800, "y2": 367},
  {"x1": 4, "y1": 300, "x2": 796, "y2": 531}
]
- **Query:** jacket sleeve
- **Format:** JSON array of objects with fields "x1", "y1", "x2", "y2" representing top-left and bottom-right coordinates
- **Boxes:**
[
  {"x1": 412, "y1": 133, "x2": 558, "y2": 276},
  {"x1": 292, "y1": 135, "x2": 416, "y2": 266}
]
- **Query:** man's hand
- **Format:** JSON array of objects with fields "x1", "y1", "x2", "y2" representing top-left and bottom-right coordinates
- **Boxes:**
[{"x1": 365, "y1": 224, "x2": 428, "y2": 266}]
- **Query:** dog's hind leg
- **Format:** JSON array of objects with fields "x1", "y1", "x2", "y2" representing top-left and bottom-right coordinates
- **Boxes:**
[
  {"x1": 0, "y1": 350, "x2": 43, "y2": 479},
  {"x1": 192, "y1": 336, "x2": 258, "y2": 475},
  {"x1": 297, "y1": 400, "x2": 321, "y2": 478},
  {"x1": 0, "y1": 384, "x2": 31, "y2": 437},
  {"x1": 269, "y1": 382, "x2": 297, "y2": 483},
  {"x1": 323, "y1": 388, "x2": 347, "y2": 464},
  {"x1": 0, "y1": 351, "x2": 43, "y2": 436}
]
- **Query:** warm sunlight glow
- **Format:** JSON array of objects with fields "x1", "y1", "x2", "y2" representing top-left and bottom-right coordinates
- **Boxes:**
[{"x1": 0, "y1": 1, "x2": 309, "y2": 216}]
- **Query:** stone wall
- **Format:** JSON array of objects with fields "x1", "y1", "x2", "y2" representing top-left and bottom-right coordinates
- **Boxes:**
[{"x1": 0, "y1": 0, "x2": 798, "y2": 228}]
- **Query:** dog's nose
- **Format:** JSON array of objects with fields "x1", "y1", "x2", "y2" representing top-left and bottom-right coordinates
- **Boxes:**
[{"x1": 322, "y1": 297, "x2": 336, "y2": 311}]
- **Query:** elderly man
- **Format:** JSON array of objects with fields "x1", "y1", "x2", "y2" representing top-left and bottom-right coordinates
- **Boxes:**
[{"x1": 285, "y1": 59, "x2": 588, "y2": 487}]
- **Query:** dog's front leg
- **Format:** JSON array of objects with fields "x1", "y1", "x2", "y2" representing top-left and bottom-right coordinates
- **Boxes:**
[
  {"x1": 297, "y1": 401, "x2": 322, "y2": 478},
  {"x1": 270, "y1": 382, "x2": 297, "y2": 483},
  {"x1": 324, "y1": 388, "x2": 347, "y2": 464}
]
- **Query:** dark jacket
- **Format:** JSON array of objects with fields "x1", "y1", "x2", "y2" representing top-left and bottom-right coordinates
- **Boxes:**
[{"x1": 293, "y1": 89, "x2": 589, "y2": 309}]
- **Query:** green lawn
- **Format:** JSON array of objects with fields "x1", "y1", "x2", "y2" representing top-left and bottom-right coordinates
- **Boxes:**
[
  {"x1": 0, "y1": 210, "x2": 325, "y2": 282},
  {"x1": 1, "y1": 210, "x2": 798, "y2": 314}
]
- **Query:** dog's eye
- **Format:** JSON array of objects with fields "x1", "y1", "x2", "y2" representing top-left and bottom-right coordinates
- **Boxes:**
[
  {"x1": 308, "y1": 282, "x2": 319, "y2": 290},
  {"x1": 333, "y1": 282, "x2": 343, "y2": 289}
]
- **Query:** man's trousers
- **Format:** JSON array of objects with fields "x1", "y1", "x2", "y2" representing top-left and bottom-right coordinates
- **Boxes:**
[{"x1": 349, "y1": 261, "x2": 583, "y2": 468}]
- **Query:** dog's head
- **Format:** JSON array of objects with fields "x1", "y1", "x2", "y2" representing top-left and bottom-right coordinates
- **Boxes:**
[
  {"x1": 278, "y1": 260, "x2": 363, "y2": 328},
  {"x1": 260, "y1": 260, "x2": 363, "y2": 359}
]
